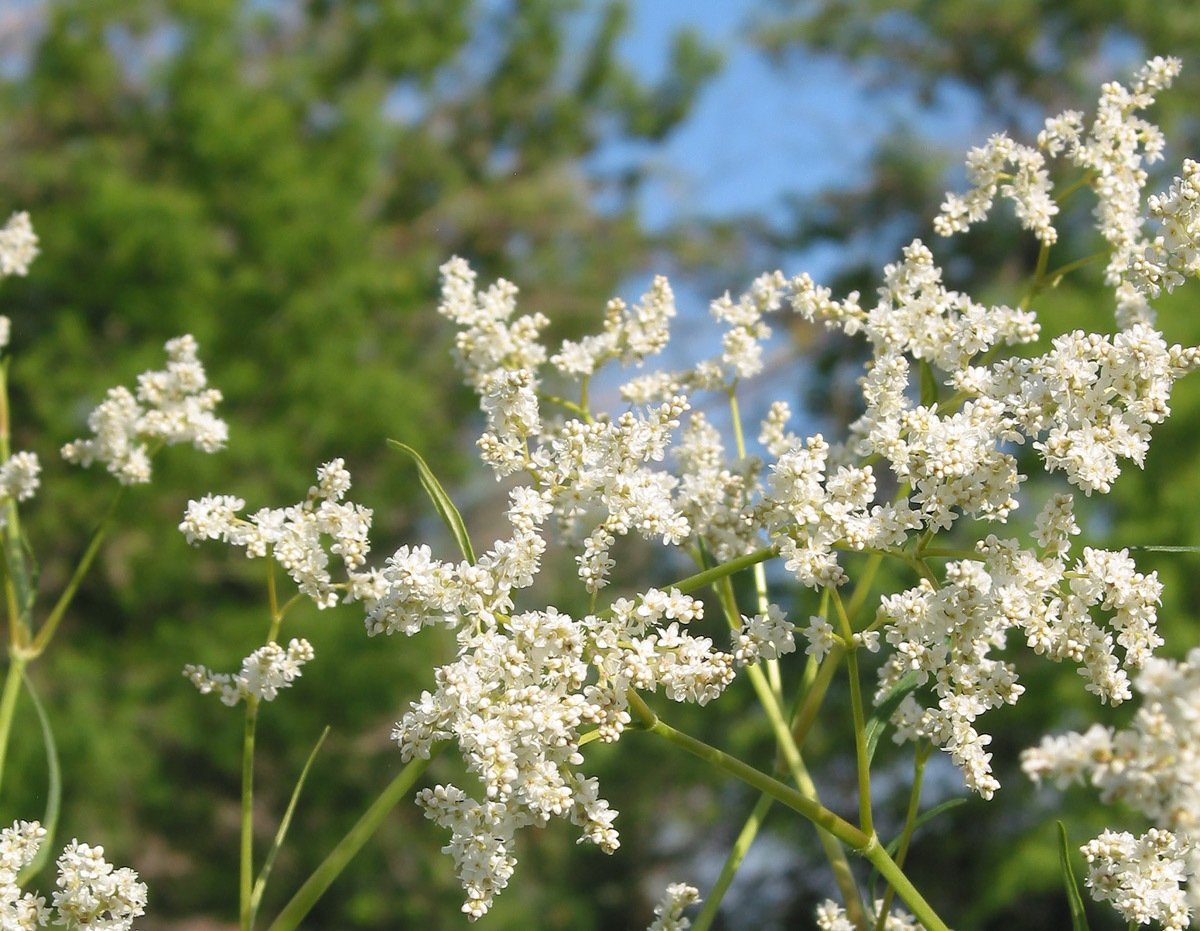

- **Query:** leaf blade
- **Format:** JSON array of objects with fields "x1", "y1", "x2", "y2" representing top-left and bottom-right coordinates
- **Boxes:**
[
  {"x1": 1058, "y1": 821, "x2": 1091, "y2": 931},
  {"x1": 387, "y1": 440, "x2": 475, "y2": 563},
  {"x1": 17, "y1": 672, "x2": 61, "y2": 883}
]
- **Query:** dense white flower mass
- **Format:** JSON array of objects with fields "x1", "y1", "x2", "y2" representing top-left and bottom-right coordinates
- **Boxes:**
[
  {"x1": 0, "y1": 451, "x2": 41, "y2": 531},
  {"x1": 280, "y1": 57, "x2": 1200, "y2": 922},
  {"x1": 816, "y1": 898, "x2": 925, "y2": 931},
  {"x1": 63, "y1": 334, "x2": 228, "y2": 484},
  {"x1": 0, "y1": 820, "x2": 147, "y2": 931}
]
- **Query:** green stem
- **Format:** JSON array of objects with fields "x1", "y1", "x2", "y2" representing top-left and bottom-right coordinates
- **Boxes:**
[
  {"x1": 29, "y1": 488, "x2": 126, "y2": 657},
  {"x1": 1043, "y1": 250, "x2": 1110, "y2": 288},
  {"x1": 832, "y1": 590, "x2": 873, "y2": 837},
  {"x1": 536, "y1": 390, "x2": 589, "y2": 421},
  {"x1": 629, "y1": 694, "x2": 868, "y2": 850},
  {"x1": 661, "y1": 544, "x2": 779, "y2": 597},
  {"x1": 875, "y1": 743, "x2": 931, "y2": 931},
  {"x1": 1054, "y1": 170, "x2": 1096, "y2": 204},
  {"x1": 691, "y1": 792, "x2": 773, "y2": 931},
  {"x1": 1019, "y1": 241, "x2": 1052, "y2": 310},
  {"x1": 266, "y1": 743, "x2": 448, "y2": 931},
  {"x1": 0, "y1": 653, "x2": 26, "y2": 797},
  {"x1": 635, "y1": 699, "x2": 951, "y2": 928},
  {"x1": 791, "y1": 645, "x2": 843, "y2": 751},
  {"x1": 241, "y1": 700, "x2": 259, "y2": 931},
  {"x1": 862, "y1": 837, "x2": 950, "y2": 931}
]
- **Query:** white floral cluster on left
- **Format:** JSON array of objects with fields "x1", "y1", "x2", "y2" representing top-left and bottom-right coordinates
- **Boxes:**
[
  {"x1": 0, "y1": 820, "x2": 147, "y2": 931},
  {"x1": 62, "y1": 334, "x2": 228, "y2": 484}
]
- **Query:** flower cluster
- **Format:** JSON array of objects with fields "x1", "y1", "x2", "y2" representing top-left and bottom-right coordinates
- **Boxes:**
[
  {"x1": 0, "y1": 211, "x2": 38, "y2": 279},
  {"x1": 62, "y1": 334, "x2": 228, "y2": 484},
  {"x1": 181, "y1": 459, "x2": 377, "y2": 609},
  {"x1": 185, "y1": 638, "x2": 315, "y2": 706},
  {"x1": 378, "y1": 472, "x2": 733, "y2": 915},
  {"x1": 0, "y1": 451, "x2": 41, "y2": 531},
  {"x1": 0, "y1": 820, "x2": 147, "y2": 931},
  {"x1": 647, "y1": 882, "x2": 701, "y2": 931},
  {"x1": 937, "y1": 55, "x2": 1182, "y2": 323},
  {"x1": 880, "y1": 493, "x2": 1163, "y2": 797},
  {"x1": 1023, "y1": 648, "x2": 1200, "y2": 924},
  {"x1": 384, "y1": 56, "x2": 1200, "y2": 911}
]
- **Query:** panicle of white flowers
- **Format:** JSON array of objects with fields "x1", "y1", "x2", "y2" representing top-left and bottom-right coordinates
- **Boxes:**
[
  {"x1": 552, "y1": 276, "x2": 675, "y2": 376},
  {"x1": 0, "y1": 211, "x2": 38, "y2": 279},
  {"x1": 734, "y1": 603, "x2": 796, "y2": 666},
  {"x1": 387, "y1": 58, "x2": 1200, "y2": 919},
  {"x1": 647, "y1": 882, "x2": 700, "y2": 931},
  {"x1": 184, "y1": 638, "x2": 314, "y2": 706},
  {"x1": 815, "y1": 898, "x2": 925, "y2": 931},
  {"x1": 879, "y1": 492, "x2": 1165, "y2": 798},
  {"x1": 62, "y1": 334, "x2": 227, "y2": 484},
  {"x1": 934, "y1": 132, "x2": 1058, "y2": 244},
  {"x1": 1, "y1": 820, "x2": 48, "y2": 929},
  {"x1": 1132, "y1": 157, "x2": 1200, "y2": 297},
  {"x1": 181, "y1": 459, "x2": 376, "y2": 609},
  {"x1": 1080, "y1": 829, "x2": 1190, "y2": 930},
  {"x1": 0, "y1": 820, "x2": 147, "y2": 931},
  {"x1": 1023, "y1": 648, "x2": 1200, "y2": 920},
  {"x1": 938, "y1": 55, "x2": 1181, "y2": 296}
]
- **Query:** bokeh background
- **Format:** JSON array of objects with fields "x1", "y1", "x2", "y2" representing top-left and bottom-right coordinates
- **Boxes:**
[{"x1": 2, "y1": 1, "x2": 1200, "y2": 928}]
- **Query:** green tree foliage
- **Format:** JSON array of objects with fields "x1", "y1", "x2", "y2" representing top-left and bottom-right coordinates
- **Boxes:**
[{"x1": 0, "y1": 1, "x2": 720, "y2": 926}]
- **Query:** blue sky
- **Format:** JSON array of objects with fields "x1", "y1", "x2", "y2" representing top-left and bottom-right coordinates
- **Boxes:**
[{"x1": 604, "y1": 2, "x2": 987, "y2": 238}]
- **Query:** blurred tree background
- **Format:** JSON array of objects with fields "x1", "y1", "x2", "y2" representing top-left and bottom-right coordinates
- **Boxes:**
[{"x1": 4, "y1": 0, "x2": 1200, "y2": 928}]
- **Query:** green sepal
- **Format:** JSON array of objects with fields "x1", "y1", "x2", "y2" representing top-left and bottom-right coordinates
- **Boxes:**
[{"x1": 387, "y1": 440, "x2": 476, "y2": 564}]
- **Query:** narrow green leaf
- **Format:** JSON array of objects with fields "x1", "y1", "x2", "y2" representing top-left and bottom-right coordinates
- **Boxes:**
[
  {"x1": 387, "y1": 440, "x2": 475, "y2": 563},
  {"x1": 249, "y1": 726, "x2": 330, "y2": 926},
  {"x1": 266, "y1": 742, "x2": 447, "y2": 931},
  {"x1": 864, "y1": 669, "x2": 921, "y2": 765},
  {"x1": 17, "y1": 672, "x2": 60, "y2": 882},
  {"x1": 1127, "y1": 545, "x2": 1200, "y2": 553},
  {"x1": 919, "y1": 359, "x2": 940, "y2": 408},
  {"x1": 1058, "y1": 821, "x2": 1090, "y2": 931}
]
